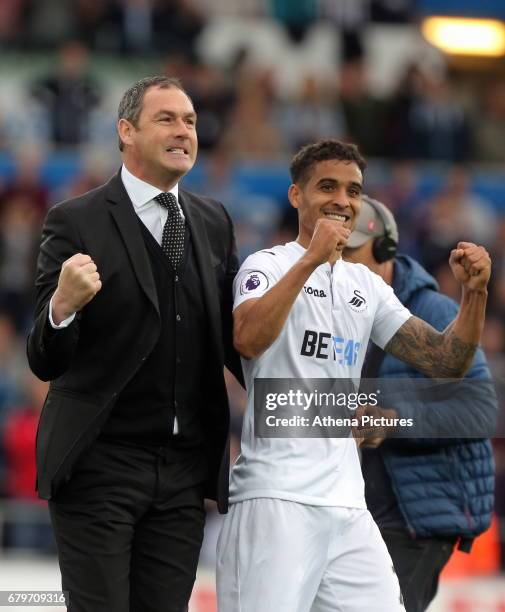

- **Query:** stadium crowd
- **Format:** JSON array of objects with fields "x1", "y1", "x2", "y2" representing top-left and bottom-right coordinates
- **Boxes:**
[{"x1": 0, "y1": 0, "x2": 503, "y2": 580}]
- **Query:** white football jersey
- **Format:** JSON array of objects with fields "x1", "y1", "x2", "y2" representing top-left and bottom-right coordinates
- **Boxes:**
[{"x1": 230, "y1": 241, "x2": 412, "y2": 507}]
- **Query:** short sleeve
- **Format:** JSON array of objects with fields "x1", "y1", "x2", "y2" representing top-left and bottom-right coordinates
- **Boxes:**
[
  {"x1": 370, "y1": 275, "x2": 412, "y2": 349},
  {"x1": 233, "y1": 251, "x2": 283, "y2": 310}
]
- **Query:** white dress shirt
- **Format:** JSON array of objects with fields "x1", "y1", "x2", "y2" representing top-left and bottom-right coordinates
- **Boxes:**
[{"x1": 120, "y1": 163, "x2": 185, "y2": 239}]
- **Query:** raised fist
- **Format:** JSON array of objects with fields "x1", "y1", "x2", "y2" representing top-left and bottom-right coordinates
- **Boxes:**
[
  {"x1": 52, "y1": 253, "x2": 102, "y2": 324},
  {"x1": 305, "y1": 218, "x2": 351, "y2": 266},
  {"x1": 449, "y1": 242, "x2": 491, "y2": 292}
]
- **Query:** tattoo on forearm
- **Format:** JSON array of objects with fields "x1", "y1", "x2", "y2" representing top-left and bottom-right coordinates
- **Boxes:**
[{"x1": 384, "y1": 317, "x2": 477, "y2": 378}]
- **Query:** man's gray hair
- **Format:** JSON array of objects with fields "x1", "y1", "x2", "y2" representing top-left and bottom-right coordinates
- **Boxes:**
[{"x1": 117, "y1": 76, "x2": 189, "y2": 151}]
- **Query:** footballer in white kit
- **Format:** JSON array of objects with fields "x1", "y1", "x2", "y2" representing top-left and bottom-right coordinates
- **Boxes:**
[{"x1": 216, "y1": 140, "x2": 491, "y2": 612}]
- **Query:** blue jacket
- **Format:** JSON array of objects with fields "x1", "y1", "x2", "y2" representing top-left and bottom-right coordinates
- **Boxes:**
[{"x1": 376, "y1": 255, "x2": 495, "y2": 540}]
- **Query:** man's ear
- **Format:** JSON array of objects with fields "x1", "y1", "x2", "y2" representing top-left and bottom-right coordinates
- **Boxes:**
[
  {"x1": 288, "y1": 183, "x2": 300, "y2": 210},
  {"x1": 117, "y1": 118, "x2": 134, "y2": 149}
]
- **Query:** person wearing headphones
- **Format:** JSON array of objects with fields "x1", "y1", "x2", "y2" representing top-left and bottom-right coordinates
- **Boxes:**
[{"x1": 343, "y1": 196, "x2": 496, "y2": 612}]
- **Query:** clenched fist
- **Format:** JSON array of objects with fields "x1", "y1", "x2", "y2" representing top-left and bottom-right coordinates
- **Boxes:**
[
  {"x1": 52, "y1": 253, "x2": 102, "y2": 324},
  {"x1": 449, "y1": 242, "x2": 491, "y2": 292},
  {"x1": 304, "y1": 218, "x2": 351, "y2": 266},
  {"x1": 352, "y1": 404, "x2": 398, "y2": 449}
]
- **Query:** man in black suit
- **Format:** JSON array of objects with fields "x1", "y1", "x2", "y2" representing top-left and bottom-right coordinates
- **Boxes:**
[{"x1": 27, "y1": 76, "x2": 239, "y2": 612}]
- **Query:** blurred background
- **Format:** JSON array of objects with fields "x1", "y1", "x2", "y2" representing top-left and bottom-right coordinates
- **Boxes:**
[{"x1": 0, "y1": 0, "x2": 504, "y2": 610}]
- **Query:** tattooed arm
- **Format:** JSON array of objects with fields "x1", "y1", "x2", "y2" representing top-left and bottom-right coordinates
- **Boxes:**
[
  {"x1": 384, "y1": 317, "x2": 478, "y2": 378},
  {"x1": 385, "y1": 242, "x2": 490, "y2": 378}
]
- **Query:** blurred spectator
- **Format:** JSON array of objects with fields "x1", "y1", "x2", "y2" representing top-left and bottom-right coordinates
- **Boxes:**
[
  {"x1": 431, "y1": 262, "x2": 460, "y2": 303},
  {"x1": 30, "y1": 40, "x2": 101, "y2": 147},
  {"x1": 3, "y1": 374, "x2": 47, "y2": 500},
  {"x1": 276, "y1": 74, "x2": 345, "y2": 152},
  {"x1": 0, "y1": 311, "x2": 25, "y2": 457},
  {"x1": 271, "y1": 203, "x2": 298, "y2": 246},
  {"x1": 152, "y1": 0, "x2": 206, "y2": 58},
  {"x1": 0, "y1": 150, "x2": 49, "y2": 218},
  {"x1": 417, "y1": 166, "x2": 497, "y2": 273},
  {"x1": 0, "y1": 109, "x2": 8, "y2": 152},
  {"x1": 2, "y1": 374, "x2": 55, "y2": 553},
  {"x1": 385, "y1": 62, "x2": 424, "y2": 158},
  {"x1": 0, "y1": 194, "x2": 40, "y2": 331},
  {"x1": 319, "y1": 2, "x2": 368, "y2": 64},
  {"x1": 474, "y1": 81, "x2": 505, "y2": 164},
  {"x1": 72, "y1": 0, "x2": 121, "y2": 52},
  {"x1": 389, "y1": 68, "x2": 472, "y2": 162},
  {"x1": 489, "y1": 216, "x2": 505, "y2": 318},
  {"x1": 23, "y1": 0, "x2": 73, "y2": 50},
  {"x1": 55, "y1": 155, "x2": 112, "y2": 200},
  {"x1": 84, "y1": 0, "x2": 205, "y2": 58},
  {"x1": 80, "y1": 0, "x2": 206, "y2": 57},
  {"x1": 372, "y1": 162, "x2": 424, "y2": 257},
  {"x1": 220, "y1": 68, "x2": 285, "y2": 160},
  {"x1": 117, "y1": 0, "x2": 153, "y2": 55},
  {"x1": 482, "y1": 317, "x2": 505, "y2": 380},
  {"x1": 0, "y1": 0, "x2": 28, "y2": 47},
  {"x1": 338, "y1": 59, "x2": 387, "y2": 157},
  {"x1": 193, "y1": 148, "x2": 282, "y2": 259}
]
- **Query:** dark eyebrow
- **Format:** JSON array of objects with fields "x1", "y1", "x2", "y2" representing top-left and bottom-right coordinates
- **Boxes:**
[
  {"x1": 315, "y1": 178, "x2": 363, "y2": 190},
  {"x1": 153, "y1": 110, "x2": 197, "y2": 120}
]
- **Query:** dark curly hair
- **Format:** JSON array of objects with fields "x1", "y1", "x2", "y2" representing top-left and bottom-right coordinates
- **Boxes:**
[{"x1": 290, "y1": 140, "x2": 367, "y2": 185}]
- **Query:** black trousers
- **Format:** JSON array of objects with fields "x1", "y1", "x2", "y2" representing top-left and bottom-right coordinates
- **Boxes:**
[
  {"x1": 49, "y1": 438, "x2": 207, "y2": 612},
  {"x1": 381, "y1": 529, "x2": 456, "y2": 612}
]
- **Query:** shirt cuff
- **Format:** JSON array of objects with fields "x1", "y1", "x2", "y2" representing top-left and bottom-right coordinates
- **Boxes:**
[{"x1": 49, "y1": 295, "x2": 76, "y2": 329}]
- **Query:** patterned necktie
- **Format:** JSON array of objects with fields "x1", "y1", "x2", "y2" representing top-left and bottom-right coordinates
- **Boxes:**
[{"x1": 155, "y1": 192, "x2": 185, "y2": 269}]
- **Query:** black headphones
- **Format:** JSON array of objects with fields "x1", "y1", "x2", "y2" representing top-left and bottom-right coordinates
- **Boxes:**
[{"x1": 362, "y1": 195, "x2": 398, "y2": 264}]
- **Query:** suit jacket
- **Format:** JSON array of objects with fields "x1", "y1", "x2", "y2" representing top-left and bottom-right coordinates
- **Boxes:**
[{"x1": 27, "y1": 172, "x2": 240, "y2": 513}]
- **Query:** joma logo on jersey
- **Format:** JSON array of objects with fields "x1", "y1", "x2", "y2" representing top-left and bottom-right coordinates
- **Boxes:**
[
  {"x1": 347, "y1": 289, "x2": 367, "y2": 312},
  {"x1": 303, "y1": 286, "x2": 327, "y2": 298},
  {"x1": 301, "y1": 330, "x2": 361, "y2": 365}
]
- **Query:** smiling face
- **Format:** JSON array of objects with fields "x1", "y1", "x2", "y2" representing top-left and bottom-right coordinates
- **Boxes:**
[
  {"x1": 288, "y1": 159, "x2": 363, "y2": 247},
  {"x1": 118, "y1": 85, "x2": 198, "y2": 191}
]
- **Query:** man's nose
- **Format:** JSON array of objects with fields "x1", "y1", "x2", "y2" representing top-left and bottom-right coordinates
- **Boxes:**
[
  {"x1": 173, "y1": 117, "x2": 191, "y2": 137},
  {"x1": 332, "y1": 188, "x2": 349, "y2": 207}
]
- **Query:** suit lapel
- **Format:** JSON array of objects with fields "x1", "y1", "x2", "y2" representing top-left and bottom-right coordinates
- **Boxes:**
[
  {"x1": 106, "y1": 173, "x2": 159, "y2": 317},
  {"x1": 179, "y1": 191, "x2": 223, "y2": 358}
]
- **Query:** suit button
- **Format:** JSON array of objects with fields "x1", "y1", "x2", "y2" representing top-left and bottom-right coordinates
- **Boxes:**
[
  {"x1": 175, "y1": 275, "x2": 179, "y2": 282},
  {"x1": 176, "y1": 314, "x2": 181, "y2": 322}
]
